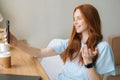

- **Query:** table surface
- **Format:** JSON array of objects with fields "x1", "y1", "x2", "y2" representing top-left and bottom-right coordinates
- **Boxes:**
[{"x1": 0, "y1": 45, "x2": 49, "y2": 80}]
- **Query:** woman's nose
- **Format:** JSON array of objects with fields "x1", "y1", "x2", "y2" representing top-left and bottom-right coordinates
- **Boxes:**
[{"x1": 74, "y1": 20, "x2": 78, "y2": 25}]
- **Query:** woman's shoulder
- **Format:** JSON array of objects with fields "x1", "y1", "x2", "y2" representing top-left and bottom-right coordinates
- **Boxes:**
[
  {"x1": 97, "y1": 40, "x2": 110, "y2": 48},
  {"x1": 48, "y1": 38, "x2": 69, "y2": 48},
  {"x1": 47, "y1": 39, "x2": 69, "y2": 54},
  {"x1": 97, "y1": 40, "x2": 112, "y2": 54}
]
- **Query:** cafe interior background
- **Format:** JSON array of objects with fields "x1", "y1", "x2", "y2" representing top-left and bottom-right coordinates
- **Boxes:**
[{"x1": 0, "y1": 0, "x2": 120, "y2": 79}]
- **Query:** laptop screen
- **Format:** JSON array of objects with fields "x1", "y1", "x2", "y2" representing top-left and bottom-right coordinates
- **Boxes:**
[{"x1": 0, "y1": 74, "x2": 42, "y2": 80}]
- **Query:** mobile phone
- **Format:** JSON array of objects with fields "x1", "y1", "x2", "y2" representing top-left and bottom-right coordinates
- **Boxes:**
[{"x1": 6, "y1": 20, "x2": 10, "y2": 43}]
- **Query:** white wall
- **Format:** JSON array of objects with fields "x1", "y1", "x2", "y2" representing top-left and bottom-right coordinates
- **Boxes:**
[
  {"x1": 0, "y1": 0, "x2": 120, "y2": 79},
  {"x1": 0, "y1": 0, "x2": 120, "y2": 48}
]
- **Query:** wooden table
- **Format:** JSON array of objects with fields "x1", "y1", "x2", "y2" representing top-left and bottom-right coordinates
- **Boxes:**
[{"x1": 0, "y1": 47, "x2": 50, "y2": 80}]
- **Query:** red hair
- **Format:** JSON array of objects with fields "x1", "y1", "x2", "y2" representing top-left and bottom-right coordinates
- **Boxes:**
[{"x1": 61, "y1": 4, "x2": 103, "y2": 64}]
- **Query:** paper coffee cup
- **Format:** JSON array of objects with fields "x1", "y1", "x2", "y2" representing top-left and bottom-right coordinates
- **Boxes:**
[
  {"x1": 0, "y1": 43, "x2": 9, "y2": 52},
  {"x1": 0, "y1": 52, "x2": 11, "y2": 68}
]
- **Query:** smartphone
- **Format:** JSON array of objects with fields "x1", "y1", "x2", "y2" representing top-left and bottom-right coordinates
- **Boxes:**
[{"x1": 6, "y1": 20, "x2": 10, "y2": 43}]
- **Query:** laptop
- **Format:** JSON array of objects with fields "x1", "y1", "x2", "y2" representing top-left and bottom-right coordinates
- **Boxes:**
[{"x1": 0, "y1": 74, "x2": 42, "y2": 80}]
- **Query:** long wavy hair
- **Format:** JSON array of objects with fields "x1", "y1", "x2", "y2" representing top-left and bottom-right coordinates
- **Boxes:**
[{"x1": 61, "y1": 4, "x2": 103, "y2": 64}]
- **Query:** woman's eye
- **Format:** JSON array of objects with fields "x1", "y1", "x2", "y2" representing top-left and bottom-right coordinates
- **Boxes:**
[
  {"x1": 77, "y1": 17, "x2": 82, "y2": 20},
  {"x1": 73, "y1": 16, "x2": 82, "y2": 21}
]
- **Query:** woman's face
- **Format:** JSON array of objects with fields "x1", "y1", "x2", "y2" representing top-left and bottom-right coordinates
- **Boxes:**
[{"x1": 73, "y1": 9, "x2": 88, "y2": 34}]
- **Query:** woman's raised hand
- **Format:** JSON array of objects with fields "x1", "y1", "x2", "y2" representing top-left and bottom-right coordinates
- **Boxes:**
[
  {"x1": 81, "y1": 45, "x2": 98, "y2": 65},
  {"x1": 3, "y1": 32, "x2": 18, "y2": 48},
  {"x1": 9, "y1": 33, "x2": 17, "y2": 47}
]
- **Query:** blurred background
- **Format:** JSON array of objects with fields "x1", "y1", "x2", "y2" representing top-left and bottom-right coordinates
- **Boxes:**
[{"x1": 0, "y1": 0, "x2": 120, "y2": 79}]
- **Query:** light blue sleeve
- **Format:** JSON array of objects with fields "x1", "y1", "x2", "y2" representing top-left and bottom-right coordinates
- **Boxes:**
[
  {"x1": 95, "y1": 41, "x2": 116, "y2": 76},
  {"x1": 47, "y1": 39, "x2": 69, "y2": 55}
]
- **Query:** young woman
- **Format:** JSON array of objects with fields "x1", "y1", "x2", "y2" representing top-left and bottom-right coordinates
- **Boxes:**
[{"x1": 9, "y1": 4, "x2": 115, "y2": 80}]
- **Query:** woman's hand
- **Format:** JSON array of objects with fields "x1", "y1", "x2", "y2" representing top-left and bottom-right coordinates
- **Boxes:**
[
  {"x1": 81, "y1": 45, "x2": 98, "y2": 65},
  {"x1": 9, "y1": 33, "x2": 18, "y2": 47},
  {"x1": 2, "y1": 27, "x2": 18, "y2": 47},
  {"x1": 8, "y1": 33, "x2": 29, "y2": 49},
  {"x1": 3, "y1": 31, "x2": 18, "y2": 48}
]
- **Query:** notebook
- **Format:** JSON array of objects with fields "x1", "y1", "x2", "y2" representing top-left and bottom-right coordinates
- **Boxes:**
[{"x1": 0, "y1": 74, "x2": 42, "y2": 80}]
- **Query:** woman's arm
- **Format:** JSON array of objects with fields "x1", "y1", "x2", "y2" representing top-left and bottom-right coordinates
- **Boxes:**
[
  {"x1": 10, "y1": 34, "x2": 58, "y2": 58},
  {"x1": 85, "y1": 67, "x2": 103, "y2": 80},
  {"x1": 82, "y1": 45, "x2": 103, "y2": 80}
]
